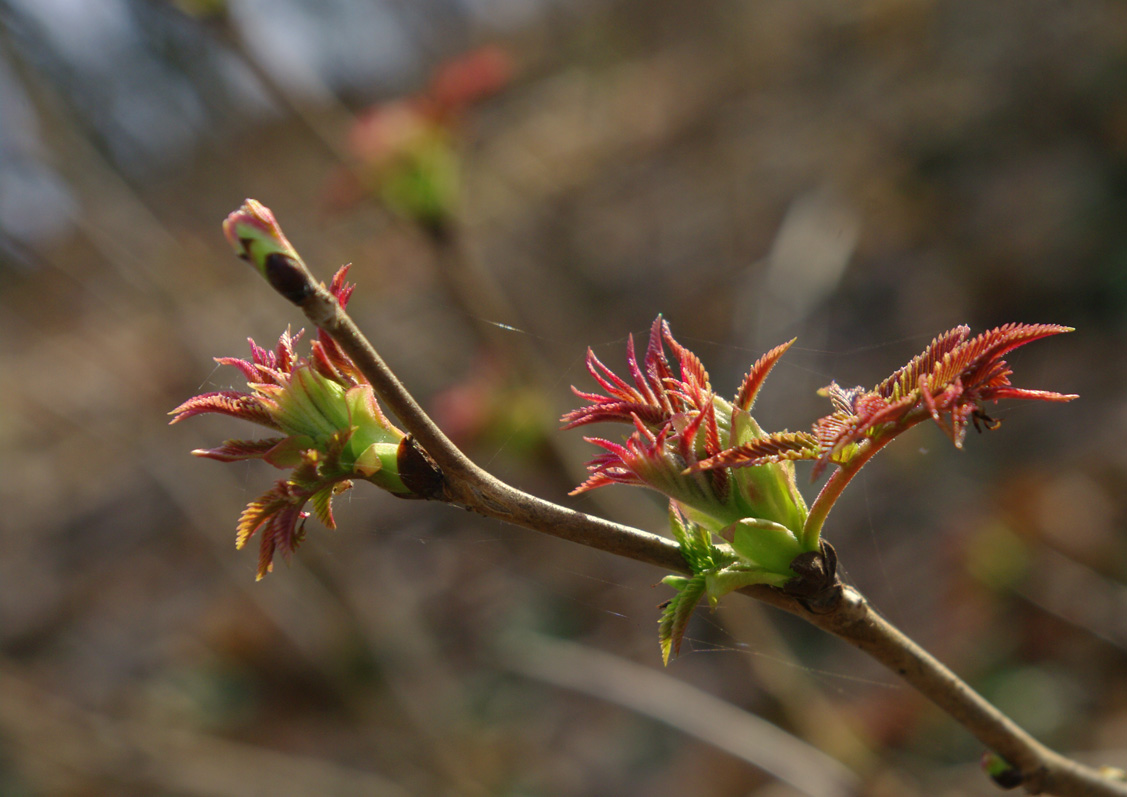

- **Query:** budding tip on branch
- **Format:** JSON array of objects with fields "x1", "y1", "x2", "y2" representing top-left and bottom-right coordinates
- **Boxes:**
[{"x1": 223, "y1": 198, "x2": 318, "y2": 305}]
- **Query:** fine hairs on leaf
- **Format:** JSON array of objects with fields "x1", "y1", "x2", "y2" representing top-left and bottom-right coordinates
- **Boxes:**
[{"x1": 171, "y1": 199, "x2": 1127, "y2": 797}]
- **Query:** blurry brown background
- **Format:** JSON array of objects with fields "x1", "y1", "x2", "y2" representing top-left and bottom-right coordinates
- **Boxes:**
[{"x1": 3, "y1": 1, "x2": 1127, "y2": 795}]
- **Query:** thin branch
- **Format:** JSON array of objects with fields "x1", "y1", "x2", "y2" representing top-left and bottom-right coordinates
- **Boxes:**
[
  {"x1": 266, "y1": 263, "x2": 1127, "y2": 797},
  {"x1": 786, "y1": 589, "x2": 1127, "y2": 797},
  {"x1": 801, "y1": 433, "x2": 897, "y2": 548},
  {"x1": 297, "y1": 279, "x2": 690, "y2": 573}
]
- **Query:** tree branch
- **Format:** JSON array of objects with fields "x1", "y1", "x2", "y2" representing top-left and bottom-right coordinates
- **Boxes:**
[
  {"x1": 775, "y1": 589, "x2": 1127, "y2": 796},
  {"x1": 297, "y1": 279, "x2": 690, "y2": 572},
  {"x1": 275, "y1": 268, "x2": 1126, "y2": 797}
]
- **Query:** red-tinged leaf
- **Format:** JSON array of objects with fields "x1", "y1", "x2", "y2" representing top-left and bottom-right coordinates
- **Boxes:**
[
  {"x1": 314, "y1": 335, "x2": 363, "y2": 385},
  {"x1": 235, "y1": 483, "x2": 310, "y2": 580},
  {"x1": 957, "y1": 323, "x2": 1073, "y2": 390},
  {"x1": 309, "y1": 341, "x2": 343, "y2": 383},
  {"x1": 586, "y1": 436, "x2": 635, "y2": 463},
  {"x1": 169, "y1": 391, "x2": 279, "y2": 429},
  {"x1": 805, "y1": 322, "x2": 1075, "y2": 479},
  {"x1": 248, "y1": 337, "x2": 272, "y2": 368},
  {"x1": 569, "y1": 472, "x2": 619, "y2": 494},
  {"x1": 315, "y1": 267, "x2": 362, "y2": 380},
  {"x1": 918, "y1": 379, "x2": 961, "y2": 440},
  {"x1": 236, "y1": 489, "x2": 279, "y2": 550},
  {"x1": 687, "y1": 431, "x2": 819, "y2": 473},
  {"x1": 564, "y1": 317, "x2": 810, "y2": 518},
  {"x1": 812, "y1": 411, "x2": 852, "y2": 453},
  {"x1": 216, "y1": 351, "x2": 287, "y2": 387},
  {"x1": 192, "y1": 437, "x2": 288, "y2": 462},
  {"x1": 644, "y1": 317, "x2": 675, "y2": 396},
  {"x1": 986, "y1": 387, "x2": 1078, "y2": 403},
  {"x1": 814, "y1": 393, "x2": 917, "y2": 464},
  {"x1": 977, "y1": 322, "x2": 1072, "y2": 360},
  {"x1": 948, "y1": 403, "x2": 975, "y2": 448},
  {"x1": 587, "y1": 347, "x2": 642, "y2": 402},
  {"x1": 256, "y1": 530, "x2": 276, "y2": 579},
  {"x1": 275, "y1": 328, "x2": 297, "y2": 374},
  {"x1": 930, "y1": 342, "x2": 993, "y2": 392},
  {"x1": 678, "y1": 406, "x2": 707, "y2": 461},
  {"x1": 565, "y1": 318, "x2": 720, "y2": 435},
  {"x1": 703, "y1": 399, "x2": 723, "y2": 459},
  {"x1": 567, "y1": 433, "x2": 658, "y2": 495},
  {"x1": 876, "y1": 326, "x2": 969, "y2": 400},
  {"x1": 560, "y1": 398, "x2": 669, "y2": 429},
  {"x1": 567, "y1": 387, "x2": 607, "y2": 404},
  {"x1": 707, "y1": 464, "x2": 731, "y2": 506},
  {"x1": 735, "y1": 338, "x2": 795, "y2": 411},
  {"x1": 821, "y1": 382, "x2": 866, "y2": 416},
  {"x1": 632, "y1": 413, "x2": 662, "y2": 446},
  {"x1": 257, "y1": 503, "x2": 307, "y2": 579},
  {"x1": 663, "y1": 324, "x2": 711, "y2": 394},
  {"x1": 629, "y1": 332, "x2": 662, "y2": 409},
  {"x1": 929, "y1": 323, "x2": 1069, "y2": 393},
  {"x1": 213, "y1": 355, "x2": 261, "y2": 384},
  {"x1": 328, "y1": 264, "x2": 355, "y2": 308}
]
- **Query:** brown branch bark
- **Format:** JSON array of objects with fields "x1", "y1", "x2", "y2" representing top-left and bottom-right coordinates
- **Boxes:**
[{"x1": 285, "y1": 274, "x2": 1127, "y2": 797}]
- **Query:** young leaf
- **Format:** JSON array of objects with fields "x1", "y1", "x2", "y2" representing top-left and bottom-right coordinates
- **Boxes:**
[{"x1": 658, "y1": 574, "x2": 707, "y2": 665}]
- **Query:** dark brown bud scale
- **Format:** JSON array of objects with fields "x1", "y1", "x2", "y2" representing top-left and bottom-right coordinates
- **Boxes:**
[
  {"x1": 397, "y1": 436, "x2": 445, "y2": 499},
  {"x1": 264, "y1": 252, "x2": 314, "y2": 304}
]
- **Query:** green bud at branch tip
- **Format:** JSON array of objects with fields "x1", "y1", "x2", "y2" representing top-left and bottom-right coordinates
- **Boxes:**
[{"x1": 223, "y1": 199, "x2": 318, "y2": 305}]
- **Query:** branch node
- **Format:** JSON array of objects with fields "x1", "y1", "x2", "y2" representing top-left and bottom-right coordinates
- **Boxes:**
[{"x1": 781, "y1": 540, "x2": 841, "y2": 613}]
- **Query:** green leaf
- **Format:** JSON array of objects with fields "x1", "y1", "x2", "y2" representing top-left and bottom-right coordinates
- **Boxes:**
[
  {"x1": 705, "y1": 565, "x2": 792, "y2": 603},
  {"x1": 659, "y1": 574, "x2": 707, "y2": 665},
  {"x1": 668, "y1": 502, "x2": 729, "y2": 573},
  {"x1": 668, "y1": 505, "x2": 705, "y2": 568},
  {"x1": 723, "y1": 517, "x2": 805, "y2": 574}
]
